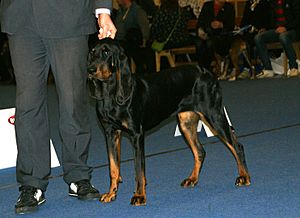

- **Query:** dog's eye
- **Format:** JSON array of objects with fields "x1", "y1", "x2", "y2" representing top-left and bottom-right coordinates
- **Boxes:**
[
  {"x1": 88, "y1": 66, "x2": 97, "y2": 73},
  {"x1": 103, "y1": 51, "x2": 112, "y2": 58}
]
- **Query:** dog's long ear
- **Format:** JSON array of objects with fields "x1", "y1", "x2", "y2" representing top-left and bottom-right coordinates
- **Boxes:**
[{"x1": 113, "y1": 46, "x2": 133, "y2": 105}]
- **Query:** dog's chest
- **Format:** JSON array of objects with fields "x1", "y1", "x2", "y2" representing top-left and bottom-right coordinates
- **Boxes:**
[{"x1": 96, "y1": 100, "x2": 132, "y2": 128}]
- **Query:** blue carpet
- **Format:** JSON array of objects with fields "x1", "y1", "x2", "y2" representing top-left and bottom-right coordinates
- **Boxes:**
[{"x1": 1, "y1": 78, "x2": 300, "y2": 217}]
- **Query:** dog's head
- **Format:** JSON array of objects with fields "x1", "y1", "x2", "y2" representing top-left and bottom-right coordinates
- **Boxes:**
[{"x1": 88, "y1": 38, "x2": 132, "y2": 105}]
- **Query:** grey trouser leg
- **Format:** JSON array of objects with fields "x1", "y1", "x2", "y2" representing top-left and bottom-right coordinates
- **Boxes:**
[
  {"x1": 8, "y1": 34, "x2": 91, "y2": 191},
  {"x1": 45, "y1": 36, "x2": 92, "y2": 185}
]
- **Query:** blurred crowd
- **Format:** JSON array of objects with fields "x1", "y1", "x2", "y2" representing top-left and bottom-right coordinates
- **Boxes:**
[{"x1": 1, "y1": 0, "x2": 300, "y2": 83}]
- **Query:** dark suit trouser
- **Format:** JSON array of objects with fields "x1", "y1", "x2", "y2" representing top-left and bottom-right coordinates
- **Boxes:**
[{"x1": 8, "y1": 32, "x2": 92, "y2": 191}]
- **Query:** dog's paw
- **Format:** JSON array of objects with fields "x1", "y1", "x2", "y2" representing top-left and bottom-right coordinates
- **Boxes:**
[
  {"x1": 130, "y1": 194, "x2": 146, "y2": 206},
  {"x1": 235, "y1": 176, "x2": 251, "y2": 187},
  {"x1": 100, "y1": 192, "x2": 117, "y2": 203},
  {"x1": 181, "y1": 178, "x2": 198, "y2": 188}
]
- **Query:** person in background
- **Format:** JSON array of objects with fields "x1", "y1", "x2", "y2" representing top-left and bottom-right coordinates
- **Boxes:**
[
  {"x1": 0, "y1": 0, "x2": 116, "y2": 214},
  {"x1": 114, "y1": 0, "x2": 152, "y2": 73},
  {"x1": 136, "y1": 0, "x2": 158, "y2": 17},
  {"x1": 240, "y1": 0, "x2": 272, "y2": 60},
  {"x1": 254, "y1": 0, "x2": 300, "y2": 78},
  {"x1": 114, "y1": 0, "x2": 149, "y2": 46},
  {"x1": 197, "y1": 0, "x2": 235, "y2": 69},
  {"x1": 150, "y1": 0, "x2": 196, "y2": 50}
]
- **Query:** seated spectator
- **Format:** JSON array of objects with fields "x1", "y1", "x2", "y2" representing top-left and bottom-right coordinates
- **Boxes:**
[
  {"x1": 196, "y1": 0, "x2": 235, "y2": 69},
  {"x1": 114, "y1": 0, "x2": 152, "y2": 73},
  {"x1": 135, "y1": 0, "x2": 158, "y2": 17},
  {"x1": 150, "y1": 0, "x2": 196, "y2": 50},
  {"x1": 240, "y1": 0, "x2": 272, "y2": 60},
  {"x1": 254, "y1": 0, "x2": 300, "y2": 78},
  {"x1": 114, "y1": 0, "x2": 150, "y2": 46}
]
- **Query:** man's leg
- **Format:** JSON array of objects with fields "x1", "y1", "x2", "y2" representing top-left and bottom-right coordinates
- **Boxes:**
[
  {"x1": 9, "y1": 34, "x2": 50, "y2": 214},
  {"x1": 254, "y1": 29, "x2": 279, "y2": 70},
  {"x1": 8, "y1": 34, "x2": 51, "y2": 191},
  {"x1": 45, "y1": 36, "x2": 92, "y2": 184},
  {"x1": 278, "y1": 30, "x2": 299, "y2": 69},
  {"x1": 45, "y1": 36, "x2": 100, "y2": 200}
]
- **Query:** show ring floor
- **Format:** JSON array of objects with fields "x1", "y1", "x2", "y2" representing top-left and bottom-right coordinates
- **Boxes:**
[{"x1": 0, "y1": 78, "x2": 300, "y2": 218}]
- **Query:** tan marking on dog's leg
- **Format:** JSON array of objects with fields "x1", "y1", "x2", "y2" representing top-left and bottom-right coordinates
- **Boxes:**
[
  {"x1": 197, "y1": 112, "x2": 250, "y2": 186},
  {"x1": 100, "y1": 130, "x2": 122, "y2": 203},
  {"x1": 131, "y1": 174, "x2": 147, "y2": 206},
  {"x1": 178, "y1": 112, "x2": 205, "y2": 188},
  {"x1": 116, "y1": 132, "x2": 123, "y2": 183},
  {"x1": 130, "y1": 133, "x2": 147, "y2": 206}
]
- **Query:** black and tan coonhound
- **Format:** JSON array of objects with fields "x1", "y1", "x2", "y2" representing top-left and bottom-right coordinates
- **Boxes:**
[{"x1": 88, "y1": 38, "x2": 251, "y2": 206}]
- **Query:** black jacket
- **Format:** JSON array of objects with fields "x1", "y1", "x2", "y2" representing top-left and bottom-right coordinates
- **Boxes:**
[
  {"x1": 197, "y1": 1, "x2": 235, "y2": 36},
  {"x1": 0, "y1": 0, "x2": 112, "y2": 38},
  {"x1": 241, "y1": 0, "x2": 272, "y2": 30}
]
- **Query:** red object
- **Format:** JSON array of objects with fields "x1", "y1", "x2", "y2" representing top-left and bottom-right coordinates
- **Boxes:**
[
  {"x1": 275, "y1": 0, "x2": 286, "y2": 27},
  {"x1": 8, "y1": 115, "x2": 15, "y2": 125},
  {"x1": 214, "y1": 2, "x2": 221, "y2": 16}
]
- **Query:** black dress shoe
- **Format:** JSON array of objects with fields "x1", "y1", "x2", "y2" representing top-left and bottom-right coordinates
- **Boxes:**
[
  {"x1": 15, "y1": 186, "x2": 46, "y2": 214},
  {"x1": 69, "y1": 179, "x2": 100, "y2": 200}
]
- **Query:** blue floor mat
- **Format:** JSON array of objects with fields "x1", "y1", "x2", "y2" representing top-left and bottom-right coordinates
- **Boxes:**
[{"x1": 1, "y1": 78, "x2": 300, "y2": 217}]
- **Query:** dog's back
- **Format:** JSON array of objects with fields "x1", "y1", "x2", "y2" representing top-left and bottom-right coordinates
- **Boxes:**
[{"x1": 132, "y1": 65, "x2": 221, "y2": 130}]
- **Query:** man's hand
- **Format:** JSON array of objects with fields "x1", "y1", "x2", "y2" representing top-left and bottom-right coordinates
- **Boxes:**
[
  {"x1": 198, "y1": 28, "x2": 207, "y2": 40},
  {"x1": 211, "y1": 20, "x2": 224, "y2": 29},
  {"x1": 275, "y1": 26, "x2": 287, "y2": 34},
  {"x1": 98, "y1": 13, "x2": 117, "y2": 39}
]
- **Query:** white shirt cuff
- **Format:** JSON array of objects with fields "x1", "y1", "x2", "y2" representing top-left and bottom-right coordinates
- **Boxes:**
[{"x1": 95, "y1": 8, "x2": 111, "y2": 18}]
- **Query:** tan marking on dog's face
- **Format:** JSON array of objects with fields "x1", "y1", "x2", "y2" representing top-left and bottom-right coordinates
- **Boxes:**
[
  {"x1": 94, "y1": 64, "x2": 112, "y2": 80},
  {"x1": 116, "y1": 69, "x2": 121, "y2": 83}
]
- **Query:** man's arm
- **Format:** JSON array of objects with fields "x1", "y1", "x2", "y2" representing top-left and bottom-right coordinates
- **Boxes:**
[
  {"x1": 95, "y1": 0, "x2": 117, "y2": 39},
  {"x1": 95, "y1": 0, "x2": 112, "y2": 11}
]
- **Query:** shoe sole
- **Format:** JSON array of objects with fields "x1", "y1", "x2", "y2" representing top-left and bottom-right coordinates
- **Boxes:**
[
  {"x1": 78, "y1": 193, "x2": 101, "y2": 200},
  {"x1": 69, "y1": 192, "x2": 100, "y2": 200},
  {"x1": 15, "y1": 199, "x2": 46, "y2": 215},
  {"x1": 68, "y1": 193, "x2": 78, "y2": 197},
  {"x1": 287, "y1": 74, "x2": 300, "y2": 78},
  {"x1": 257, "y1": 76, "x2": 274, "y2": 79}
]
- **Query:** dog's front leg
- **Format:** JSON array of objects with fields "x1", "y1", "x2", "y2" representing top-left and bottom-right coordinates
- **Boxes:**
[
  {"x1": 100, "y1": 129, "x2": 122, "y2": 203},
  {"x1": 130, "y1": 131, "x2": 147, "y2": 206}
]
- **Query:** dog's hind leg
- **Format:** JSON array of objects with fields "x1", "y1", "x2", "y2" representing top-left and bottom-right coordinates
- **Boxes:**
[
  {"x1": 100, "y1": 129, "x2": 122, "y2": 203},
  {"x1": 178, "y1": 112, "x2": 206, "y2": 188},
  {"x1": 198, "y1": 111, "x2": 251, "y2": 187}
]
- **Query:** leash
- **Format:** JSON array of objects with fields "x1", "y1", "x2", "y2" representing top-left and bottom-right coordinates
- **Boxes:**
[
  {"x1": 218, "y1": 25, "x2": 252, "y2": 37},
  {"x1": 232, "y1": 25, "x2": 253, "y2": 36}
]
